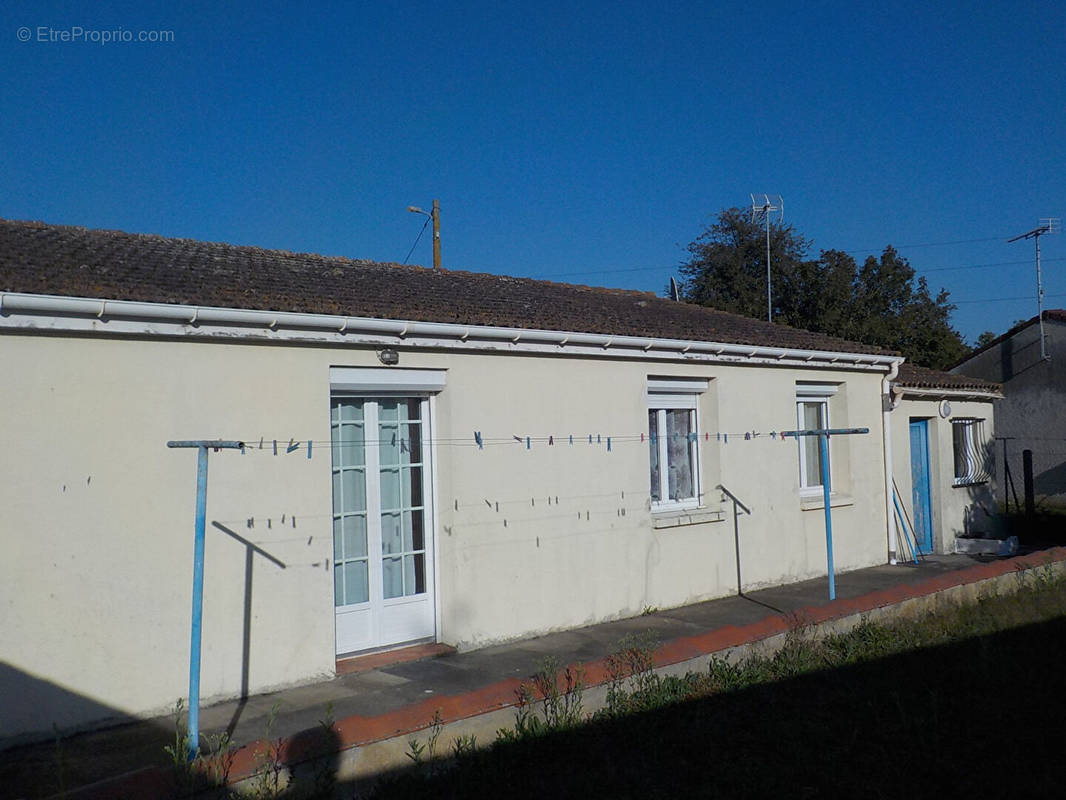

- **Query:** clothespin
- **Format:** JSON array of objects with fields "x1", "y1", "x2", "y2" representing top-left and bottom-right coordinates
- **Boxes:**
[
  {"x1": 744, "y1": 432, "x2": 751, "y2": 441},
  {"x1": 717, "y1": 433, "x2": 721, "y2": 442},
  {"x1": 259, "y1": 437, "x2": 264, "y2": 450},
  {"x1": 569, "y1": 434, "x2": 574, "y2": 445},
  {"x1": 724, "y1": 433, "x2": 728, "y2": 443},
  {"x1": 513, "y1": 435, "x2": 523, "y2": 444},
  {"x1": 474, "y1": 431, "x2": 483, "y2": 449},
  {"x1": 286, "y1": 438, "x2": 299, "y2": 453},
  {"x1": 597, "y1": 434, "x2": 602, "y2": 444},
  {"x1": 526, "y1": 436, "x2": 531, "y2": 449},
  {"x1": 705, "y1": 432, "x2": 709, "y2": 441},
  {"x1": 240, "y1": 444, "x2": 246, "y2": 455},
  {"x1": 273, "y1": 439, "x2": 278, "y2": 456},
  {"x1": 588, "y1": 434, "x2": 593, "y2": 444},
  {"x1": 607, "y1": 437, "x2": 612, "y2": 451},
  {"x1": 548, "y1": 435, "x2": 554, "y2": 446},
  {"x1": 307, "y1": 440, "x2": 313, "y2": 458},
  {"x1": 640, "y1": 432, "x2": 644, "y2": 443}
]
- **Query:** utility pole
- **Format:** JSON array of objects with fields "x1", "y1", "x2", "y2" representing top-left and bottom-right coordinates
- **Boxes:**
[
  {"x1": 431, "y1": 199, "x2": 441, "y2": 270},
  {"x1": 406, "y1": 200, "x2": 442, "y2": 269},
  {"x1": 750, "y1": 194, "x2": 783, "y2": 323},
  {"x1": 1008, "y1": 218, "x2": 1059, "y2": 360}
]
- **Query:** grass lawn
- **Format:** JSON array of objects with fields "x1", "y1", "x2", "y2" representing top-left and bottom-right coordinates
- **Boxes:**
[{"x1": 372, "y1": 569, "x2": 1066, "y2": 799}]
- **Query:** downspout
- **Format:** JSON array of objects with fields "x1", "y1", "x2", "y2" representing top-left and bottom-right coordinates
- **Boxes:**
[{"x1": 882, "y1": 359, "x2": 902, "y2": 563}]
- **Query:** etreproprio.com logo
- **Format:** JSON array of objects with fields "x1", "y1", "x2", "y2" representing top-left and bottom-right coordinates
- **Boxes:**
[{"x1": 17, "y1": 26, "x2": 175, "y2": 44}]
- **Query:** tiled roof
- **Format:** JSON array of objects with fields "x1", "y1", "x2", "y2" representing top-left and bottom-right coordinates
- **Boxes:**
[
  {"x1": 0, "y1": 218, "x2": 897, "y2": 356},
  {"x1": 896, "y1": 363, "x2": 1001, "y2": 395}
]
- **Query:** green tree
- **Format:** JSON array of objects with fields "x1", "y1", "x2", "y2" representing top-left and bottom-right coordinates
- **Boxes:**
[
  {"x1": 678, "y1": 209, "x2": 968, "y2": 370},
  {"x1": 975, "y1": 331, "x2": 997, "y2": 348},
  {"x1": 680, "y1": 207, "x2": 810, "y2": 323}
]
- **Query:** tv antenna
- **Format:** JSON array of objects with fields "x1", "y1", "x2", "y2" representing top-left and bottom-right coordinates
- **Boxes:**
[
  {"x1": 1008, "y1": 218, "x2": 1059, "y2": 360},
  {"x1": 750, "y1": 194, "x2": 783, "y2": 322}
]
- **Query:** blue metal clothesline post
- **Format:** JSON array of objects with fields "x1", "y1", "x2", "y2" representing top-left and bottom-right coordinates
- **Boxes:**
[
  {"x1": 781, "y1": 427, "x2": 869, "y2": 601},
  {"x1": 167, "y1": 439, "x2": 244, "y2": 760}
]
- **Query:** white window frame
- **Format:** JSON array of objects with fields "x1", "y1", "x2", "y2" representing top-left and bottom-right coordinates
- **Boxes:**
[
  {"x1": 648, "y1": 378, "x2": 708, "y2": 512},
  {"x1": 796, "y1": 384, "x2": 837, "y2": 496},
  {"x1": 952, "y1": 418, "x2": 988, "y2": 486}
]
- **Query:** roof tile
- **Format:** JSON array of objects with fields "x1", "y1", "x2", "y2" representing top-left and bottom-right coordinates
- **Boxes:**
[{"x1": 0, "y1": 218, "x2": 897, "y2": 356}]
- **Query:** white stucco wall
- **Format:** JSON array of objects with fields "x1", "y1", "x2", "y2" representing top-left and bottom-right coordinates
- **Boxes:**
[
  {"x1": 0, "y1": 331, "x2": 892, "y2": 742},
  {"x1": 890, "y1": 398, "x2": 998, "y2": 553}
]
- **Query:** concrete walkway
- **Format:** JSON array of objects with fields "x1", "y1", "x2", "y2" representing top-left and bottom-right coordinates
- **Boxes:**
[{"x1": 6, "y1": 546, "x2": 1065, "y2": 799}]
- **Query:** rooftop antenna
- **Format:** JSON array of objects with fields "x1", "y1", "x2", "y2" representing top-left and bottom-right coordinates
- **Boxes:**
[
  {"x1": 750, "y1": 193, "x2": 783, "y2": 322},
  {"x1": 1008, "y1": 218, "x2": 1059, "y2": 360}
]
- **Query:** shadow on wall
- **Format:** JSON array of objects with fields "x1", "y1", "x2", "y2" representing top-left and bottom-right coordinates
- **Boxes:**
[{"x1": 1033, "y1": 459, "x2": 1066, "y2": 502}]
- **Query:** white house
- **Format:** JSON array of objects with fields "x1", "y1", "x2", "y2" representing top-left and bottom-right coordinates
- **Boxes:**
[
  {"x1": 0, "y1": 218, "x2": 992, "y2": 744},
  {"x1": 889, "y1": 364, "x2": 1002, "y2": 557}
]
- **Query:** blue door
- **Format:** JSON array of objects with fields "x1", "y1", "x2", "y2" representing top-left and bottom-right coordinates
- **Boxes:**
[{"x1": 909, "y1": 420, "x2": 934, "y2": 554}]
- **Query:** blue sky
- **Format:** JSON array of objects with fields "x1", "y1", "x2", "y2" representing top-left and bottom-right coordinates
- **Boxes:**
[{"x1": 2, "y1": 0, "x2": 1063, "y2": 344}]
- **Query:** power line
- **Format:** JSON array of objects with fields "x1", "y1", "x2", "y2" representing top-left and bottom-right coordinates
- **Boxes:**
[
  {"x1": 401, "y1": 217, "x2": 430, "y2": 265},
  {"x1": 838, "y1": 235, "x2": 1009, "y2": 255}
]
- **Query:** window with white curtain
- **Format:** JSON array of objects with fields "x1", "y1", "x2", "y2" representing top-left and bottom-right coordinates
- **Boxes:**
[
  {"x1": 648, "y1": 378, "x2": 708, "y2": 510},
  {"x1": 796, "y1": 383, "x2": 838, "y2": 495}
]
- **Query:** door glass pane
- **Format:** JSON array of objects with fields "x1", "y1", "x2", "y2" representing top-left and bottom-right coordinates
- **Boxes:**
[
  {"x1": 343, "y1": 560, "x2": 368, "y2": 605},
  {"x1": 337, "y1": 422, "x2": 365, "y2": 468},
  {"x1": 404, "y1": 554, "x2": 426, "y2": 595},
  {"x1": 341, "y1": 469, "x2": 367, "y2": 513},
  {"x1": 402, "y1": 399, "x2": 420, "y2": 421},
  {"x1": 333, "y1": 517, "x2": 343, "y2": 560},
  {"x1": 413, "y1": 552, "x2": 426, "y2": 593},
  {"x1": 648, "y1": 411, "x2": 660, "y2": 501},
  {"x1": 400, "y1": 423, "x2": 422, "y2": 465},
  {"x1": 378, "y1": 400, "x2": 399, "y2": 422},
  {"x1": 342, "y1": 514, "x2": 367, "y2": 559},
  {"x1": 379, "y1": 424, "x2": 400, "y2": 466},
  {"x1": 665, "y1": 409, "x2": 694, "y2": 500},
  {"x1": 402, "y1": 467, "x2": 423, "y2": 508},
  {"x1": 404, "y1": 510, "x2": 425, "y2": 551},
  {"x1": 339, "y1": 401, "x2": 364, "y2": 422},
  {"x1": 382, "y1": 556, "x2": 403, "y2": 599},
  {"x1": 381, "y1": 511, "x2": 402, "y2": 554},
  {"x1": 380, "y1": 467, "x2": 401, "y2": 511}
]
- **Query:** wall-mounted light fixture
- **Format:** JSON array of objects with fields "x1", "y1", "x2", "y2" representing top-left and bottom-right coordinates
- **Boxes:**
[{"x1": 378, "y1": 348, "x2": 400, "y2": 366}]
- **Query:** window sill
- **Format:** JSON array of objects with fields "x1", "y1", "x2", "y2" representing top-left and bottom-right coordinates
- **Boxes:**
[
  {"x1": 799, "y1": 493, "x2": 854, "y2": 511},
  {"x1": 651, "y1": 507, "x2": 725, "y2": 529}
]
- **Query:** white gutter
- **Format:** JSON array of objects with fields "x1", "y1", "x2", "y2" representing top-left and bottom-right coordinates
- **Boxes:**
[
  {"x1": 0, "y1": 291, "x2": 902, "y2": 371},
  {"x1": 882, "y1": 360, "x2": 901, "y2": 564}
]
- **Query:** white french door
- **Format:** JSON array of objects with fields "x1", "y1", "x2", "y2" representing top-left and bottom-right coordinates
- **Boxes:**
[{"x1": 331, "y1": 395, "x2": 435, "y2": 655}]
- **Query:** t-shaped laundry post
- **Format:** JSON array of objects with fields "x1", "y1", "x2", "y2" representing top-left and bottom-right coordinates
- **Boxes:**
[
  {"x1": 166, "y1": 439, "x2": 244, "y2": 759},
  {"x1": 780, "y1": 427, "x2": 869, "y2": 601}
]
